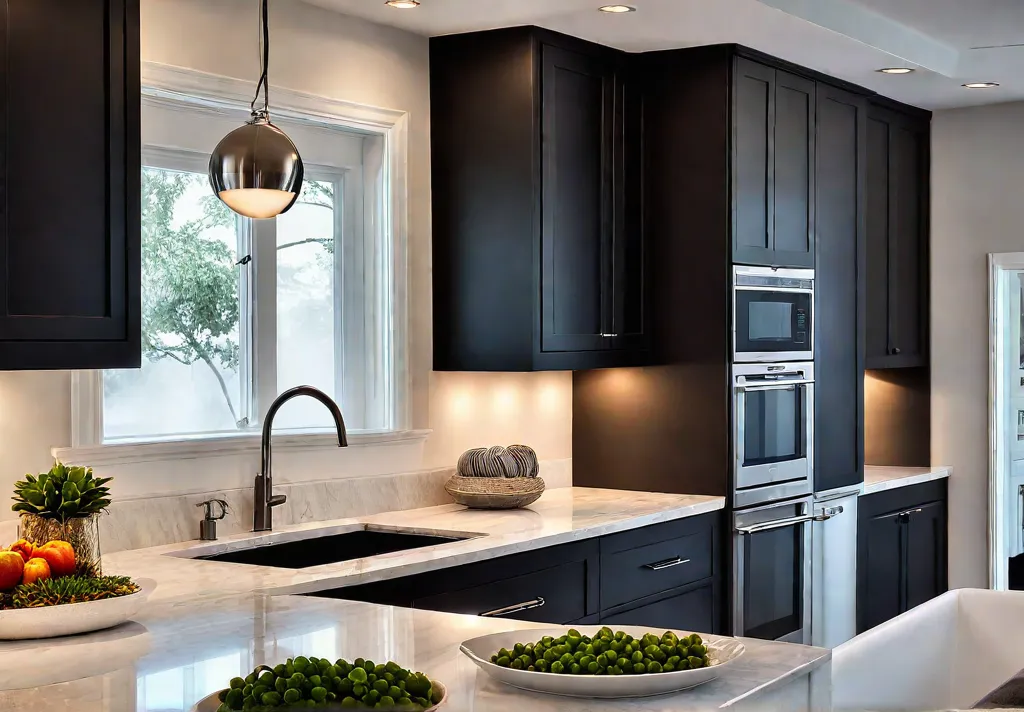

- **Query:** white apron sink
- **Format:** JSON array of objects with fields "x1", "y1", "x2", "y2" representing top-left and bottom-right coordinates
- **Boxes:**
[{"x1": 832, "y1": 589, "x2": 1024, "y2": 710}]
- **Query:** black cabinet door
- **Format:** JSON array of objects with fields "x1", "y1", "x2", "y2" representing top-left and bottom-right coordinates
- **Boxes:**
[
  {"x1": 733, "y1": 58, "x2": 775, "y2": 266},
  {"x1": 772, "y1": 71, "x2": 815, "y2": 268},
  {"x1": 905, "y1": 500, "x2": 947, "y2": 610},
  {"x1": 732, "y1": 59, "x2": 815, "y2": 268},
  {"x1": 601, "y1": 583, "x2": 715, "y2": 634},
  {"x1": 0, "y1": 0, "x2": 140, "y2": 369},
  {"x1": 857, "y1": 508, "x2": 904, "y2": 633},
  {"x1": 865, "y1": 103, "x2": 929, "y2": 369},
  {"x1": 540, "y1": 44, "x2": 615, "y2": 354},
  {"x1": 607, "y1": 66, "x2": 649, "y2": 353},
  {"x1": 813, "y1": 85, "x2": 865, "y2": 493}
]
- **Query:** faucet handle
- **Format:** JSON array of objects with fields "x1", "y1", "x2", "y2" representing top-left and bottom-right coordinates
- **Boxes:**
[
  {"x1": 267, "y1": 494, "x2": 287, "y2": 508},
  {"x1": 197, "y1": 499, "x2": 229, "y2": 521}
]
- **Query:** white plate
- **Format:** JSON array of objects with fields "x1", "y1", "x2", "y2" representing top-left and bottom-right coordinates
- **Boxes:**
[
  {"x1": 193, "y1": 678, "x2": 447, "y2": 711},
  {"x1": 0, "y1": 577, "x2": 156, "y2": 640},
  {"x1": 460, "y1": 626, "x2": 745, "y2": 699}
]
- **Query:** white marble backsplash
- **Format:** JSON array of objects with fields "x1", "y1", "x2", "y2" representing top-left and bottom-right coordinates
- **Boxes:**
[{"x1": 81, "y1": 458, "x2": 572, "y2": 553}]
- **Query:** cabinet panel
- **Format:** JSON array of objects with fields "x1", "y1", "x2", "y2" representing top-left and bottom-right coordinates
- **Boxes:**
[
  {"x1": 865, "y1": 102, "x2": 929, "y2": 369},
  {"x1": 541, "y1": 44, "x2": 613, "y2": 353},
  {"x1": 413, "y1": 561, "x2": 586, "y2": 624},
  {"x1": 0, "y1": 0, "x2": 140, "y2": 368},
  {"x1": 857, "y1": 509, "x2": 904, "y2": 633},
  {"x1": 601, "y1": 526, "x2": 714, "y2": 610},
  {"x1": 814, "y1": 86, "x2": 865, "y2": 493},
  {"x1": 773, "y1": 72, "x2": 815, "y2": 267},
  {"x1": 733, "y1": 58, "x2": 775, "y2": 265},
  {"x1": 891, "y1": 120, "x2": 926, "y2": 363},
  {"x1": 865, "y1": 117, "x2": 892, "y2": 363},
  {"x1": 905, "y1": 500, "x2": 947, "y2": 610},
  {"x1": 601, "y1": 583, "x2": 715, "y2": 634}
]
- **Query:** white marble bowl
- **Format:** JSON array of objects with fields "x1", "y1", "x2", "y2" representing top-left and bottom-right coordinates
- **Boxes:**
[
  {"x1": 0, "y1": 577, "x2": 156, "y2": 640},
  {"x1": 460, "y1": 626, "x2": 745, "y2": 699},
  {"x1": 193, "y1": 678, "x2": 447, "y2": 711}
]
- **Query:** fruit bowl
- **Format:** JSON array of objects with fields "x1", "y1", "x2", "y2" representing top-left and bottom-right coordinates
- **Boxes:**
[
  {"x1": 0, "y1": 577, "x2": 155, "y2": 640},
  {"x1": 192, "y1": 679, "x2": 447, "y2": 711}
]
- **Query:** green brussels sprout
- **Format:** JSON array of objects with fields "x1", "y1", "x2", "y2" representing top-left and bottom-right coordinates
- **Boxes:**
[
  {"x1": 647, "y1": 661, "x2": 663, "y2": 674},
  {"x1": 388, "y1": 686, "x2": 403, "y2": 699},
  {"x1": 340, "y1": 697, "x2": 358, "y2": 708},
  {"x1": 511, "y1": 659, "x2": 524, "y2": 670},
  {"x1": 550, "y1": 661, "x2": 565, "y2": 674},
  {"x1": 216, "y1": 704, "x2": 231, "y2": 712},
  {"x1": 311, "y1": 686, "x2": 328, "y2": 703},
  {"x1": 535, "y1": 659, "x2": 550, "y2": 672},
  {"x1": 244, "y1": 673, "x2": 257, "y2": 686},
  {"x1": 633, "y1": 663, "x2": 646, "y2": 674},
  {"x1": 282, "y1": 688, "x2": 302, "y2": 705},
  {"x1": 363, "y1": 660, "x2": 376, "y2": 674},
  {"x1": 688, "y1": 656, "x2": 706, "y2": 669},
  {"x1": 260, "y1": 691, "x2": 281, "y2": 706},
  {"x1": 496, "y1": 656, "x2": 511, "y2": 668},
  {"x1": 250, "y1": 685, "x2": 267, "y2": 700},
  {"x1": 225, "y1": 688, "x2": 244, "y2": 709},
  {"x1": 570, "y1": 663, "x2": 582, "y2": 675},
  {"x1": 258, "y1": 671, "x2": 274, "y2": 687},
  {"x1": 689, "y1": 644, "x2": 707, "y2": 657},
  {"x1": 274, "y1": 677, "x2": 288, "y2": 695},
  {"x1": 352, "y1": 683, "x2": 367, "y2": 698},
  {"x1": 348, "y1": 667, "x2": 368, "y2": 684}
]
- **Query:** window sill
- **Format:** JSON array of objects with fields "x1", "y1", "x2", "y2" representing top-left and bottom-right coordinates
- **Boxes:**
[{"x1": 52, "y1": 429, "x2": 432, "y2": 468}]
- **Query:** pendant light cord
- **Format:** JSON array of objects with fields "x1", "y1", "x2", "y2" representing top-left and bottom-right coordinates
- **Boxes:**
[{"x1": 250, "y1": 0, "x2": 270, "y2": 122}]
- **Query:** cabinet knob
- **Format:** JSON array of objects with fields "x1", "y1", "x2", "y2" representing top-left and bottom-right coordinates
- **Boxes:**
[
  {"x1": 891, "y1": 347, "x2": 901, "y2": 355},
  {"x1": 600, "y1": 333, "x2": 618, "y2": 338}
]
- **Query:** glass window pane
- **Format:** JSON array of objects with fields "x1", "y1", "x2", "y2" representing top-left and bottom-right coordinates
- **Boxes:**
[
  {"x1": 275, "y1": 179, "x2": 338, "y2": 429},
  {"x1": 104, "y1": 166, "x2": 243, "y2": 440}
]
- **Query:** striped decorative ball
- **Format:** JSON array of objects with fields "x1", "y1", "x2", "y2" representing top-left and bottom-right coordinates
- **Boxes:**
[{"x1": 456, "y1": 444, "x2": 539, "y2": 478}]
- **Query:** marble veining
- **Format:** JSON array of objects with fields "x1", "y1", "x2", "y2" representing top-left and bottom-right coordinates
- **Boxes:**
[
  {"x1": 862, "y1": 465, "x2": 952, "y2": 496},
  {"x1": 0, "y1": 591, "x2": 829, "y2": 710},
  {"x1": 104, "y1": 487, "x2": 726, "y2": 602}
]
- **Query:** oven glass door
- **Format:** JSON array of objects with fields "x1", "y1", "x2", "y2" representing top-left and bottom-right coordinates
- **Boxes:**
[
  {"x1": 735, "y1": 289, "x2": 812, "y2": 358},
  {"x1": 734, "y1": 500, "x2": 811, "y2": 643},
  {"x1": 735, "y1": 382, "x2": 810, "y2": 490}
]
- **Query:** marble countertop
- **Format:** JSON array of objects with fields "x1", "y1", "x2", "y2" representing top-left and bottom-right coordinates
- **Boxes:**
[
  {"x1": 863, "y1": 465, "x2": 952, "y2": 496},
  {"x1": 0, "y1": 591, "x2": 829, "y2": 711},
  {"x1": 104, "y1": 487, "x2": 726, "y2": 603},
  {"x1": 0, "y1": 487, "x2": 833, "y2": 711}
]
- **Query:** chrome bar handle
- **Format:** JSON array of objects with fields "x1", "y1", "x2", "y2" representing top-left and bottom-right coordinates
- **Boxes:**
[
  {"x1": 480, "y1": 597, "x2": 546, "y2": 618},
  {"x1": 736, "y1": 379, "x2": 813, "y2": 391},
  {"x1": 899, "y1": 507, "x2": 924, "y2": 517},
  {"x1": 736, "y1": 513, "x2": 815, "y2": 534},
  {"x1": 643, "y1": 556, "x2": 691, "y2": 571}
]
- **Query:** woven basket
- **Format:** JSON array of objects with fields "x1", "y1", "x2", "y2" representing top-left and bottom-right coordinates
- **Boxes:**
[{"x1": 445, "y1": 475, "x2": 545, "y2": 509}]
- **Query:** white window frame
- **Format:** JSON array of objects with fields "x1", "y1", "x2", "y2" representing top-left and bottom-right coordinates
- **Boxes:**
[{"x1": 64, "y1": 62, "x2": 419, "y2": 466}]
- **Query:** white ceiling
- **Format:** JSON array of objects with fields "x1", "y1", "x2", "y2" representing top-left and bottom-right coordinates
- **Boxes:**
[{"x1": 303, "y1": 0, "x2": 1024, "y2": 110}]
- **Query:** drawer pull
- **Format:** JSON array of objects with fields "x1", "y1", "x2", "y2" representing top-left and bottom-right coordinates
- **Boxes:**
[
  {"x1": 643, "y1": 556, "x2": 691, "y2": 571},
  {"x1": 480, "y1": 597, "x2": 546, "y2": 618}
]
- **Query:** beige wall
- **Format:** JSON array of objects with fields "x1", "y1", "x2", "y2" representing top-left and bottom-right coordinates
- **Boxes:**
[
  {"x1": 0, "y1": 0, "x2": 571, "y2": 523},
  {"x1": 932, "y1": 100, "x2": 1024, "y2": 589}
]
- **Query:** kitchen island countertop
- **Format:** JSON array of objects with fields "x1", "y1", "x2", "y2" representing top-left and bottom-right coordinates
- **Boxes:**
[{"x1": 0, "y1": 487, "x2": 832, "y2": 710}]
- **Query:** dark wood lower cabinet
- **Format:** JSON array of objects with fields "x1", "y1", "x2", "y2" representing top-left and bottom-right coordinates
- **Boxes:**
[
  {"x1": 307, "y1": 511, "x2": 724, "y2": 633},
  {"x1": 857, "y1": 479, "x2": 947, "y2": 633}
]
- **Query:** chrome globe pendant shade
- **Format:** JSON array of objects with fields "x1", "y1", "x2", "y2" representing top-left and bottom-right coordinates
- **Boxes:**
[{"x1": 209, "y1": 0, "x2": 303, "y2": 219}]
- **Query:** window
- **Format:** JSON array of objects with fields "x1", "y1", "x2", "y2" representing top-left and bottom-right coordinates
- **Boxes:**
[{"x1": 71, "y1": 78, "x2": 408, "y2": 450}]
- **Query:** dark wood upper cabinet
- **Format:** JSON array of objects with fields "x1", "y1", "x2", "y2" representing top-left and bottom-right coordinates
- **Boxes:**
[
  {"x1": 732, "y1": 58, "x2": 815, "y2": 269},
  {"x1": 431, "y1": 28, "x2": 649, "y2": 371},
  {"x1": 813, "y1": 85, "x2": 866, "y2": 494},
  {"x1": 865, "y1": 101, "x2": 930, "y2": 369},
  {"x1": 0, "y1": 0, "x2": 140, "y2": 370}
]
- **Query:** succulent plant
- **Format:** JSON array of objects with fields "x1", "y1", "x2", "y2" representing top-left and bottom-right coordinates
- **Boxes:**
[
  {"x1": 3, "y1": 575, "x2": 138, "y2": 609},
  {"x1": 11, "y1": 462, "x2": 112, "y2": 523}
]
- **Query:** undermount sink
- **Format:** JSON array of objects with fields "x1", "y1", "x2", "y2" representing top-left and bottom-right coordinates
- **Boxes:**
[{"x1": 196, "y1": 528, "x2": 472, "y2": 569}]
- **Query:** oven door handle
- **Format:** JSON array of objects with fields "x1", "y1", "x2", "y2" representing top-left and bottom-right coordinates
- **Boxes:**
[
  {"x1": 736, "y1": 513, "x2": 815, "y2": 534},
  {"x1": 736, "y1": 380, "x2": 813, "y2": 391}
]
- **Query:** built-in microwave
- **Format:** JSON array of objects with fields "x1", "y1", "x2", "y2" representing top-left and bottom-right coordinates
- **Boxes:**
[
  {"x1": 733, "y1": 266, "x2": 814, "y2": 363},
  {"x1": 733, "y1": 362, "x2": 814, "y2": 509}
]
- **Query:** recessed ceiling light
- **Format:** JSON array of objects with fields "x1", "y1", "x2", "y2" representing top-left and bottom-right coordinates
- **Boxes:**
[
  {"x1": 878, "y1": 67, "x2": 914, "y2": 75},
  {"x1": 599, "y1": 5, "x2": 637, "y2": 12},
  {"x1": 963, "y1": 81, "x2": 1000, "y2": 88},
  {"x1": 385, "y1": 0, "x2": 420, "y2": 7}
]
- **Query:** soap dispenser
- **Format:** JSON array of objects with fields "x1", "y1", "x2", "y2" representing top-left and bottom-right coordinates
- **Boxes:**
[{"x1": 197, "y1": 499, "x2": 229, "y2": 541}]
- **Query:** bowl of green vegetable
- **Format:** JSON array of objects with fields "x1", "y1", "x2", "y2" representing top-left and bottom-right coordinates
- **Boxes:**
[
  {"x1": 460, "y1": 626, "x2": 744, "y2": 699},
  {"x1": 192, "y1": 656, "x2": 446, "y2": 711}
]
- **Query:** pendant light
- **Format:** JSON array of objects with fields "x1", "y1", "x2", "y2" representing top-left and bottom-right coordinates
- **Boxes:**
[{"x1": 209, "y1": 0, "x2": 303, "y2": 219}]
